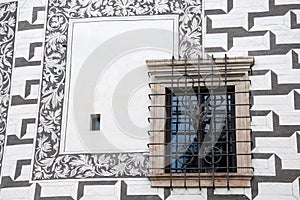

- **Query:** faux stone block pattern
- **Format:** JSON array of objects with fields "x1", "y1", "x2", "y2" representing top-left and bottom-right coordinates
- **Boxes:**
[{"x1": 0, "y1": 0, "x2": 300, "y2": 199}]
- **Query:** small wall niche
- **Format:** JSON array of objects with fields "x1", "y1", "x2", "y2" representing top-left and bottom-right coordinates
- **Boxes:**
[{"x1": 90, "y1": 114, "x2": 101, "y2": 131}]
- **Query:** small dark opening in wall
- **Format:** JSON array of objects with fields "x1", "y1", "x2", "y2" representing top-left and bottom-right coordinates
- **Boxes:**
[{"x1": 91, "y1": 114, "x2": 101, "y2": 131}]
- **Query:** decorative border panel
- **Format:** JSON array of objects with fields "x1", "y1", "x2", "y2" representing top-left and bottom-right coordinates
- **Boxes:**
[
  {"x1": 32, "y1": 0, "x2": 202, "y2": 180},
  {"x1": 0, "y1": 1, "x2": 17, "y2": 178}
]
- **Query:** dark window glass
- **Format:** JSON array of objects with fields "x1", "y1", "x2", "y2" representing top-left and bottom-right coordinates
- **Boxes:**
[{"x1": 165, "y1": 87, "x2": 237, "y2": 173}]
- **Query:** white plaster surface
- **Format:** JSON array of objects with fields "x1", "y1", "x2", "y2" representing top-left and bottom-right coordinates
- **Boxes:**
[{"x1": 62, "y1": 15, "x2": 178, "y2": 153}]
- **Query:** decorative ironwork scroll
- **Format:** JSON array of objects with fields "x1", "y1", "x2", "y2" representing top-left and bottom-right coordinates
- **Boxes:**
[{"x1": 147, "y1": 56, "x2": 253, "y2": 188}]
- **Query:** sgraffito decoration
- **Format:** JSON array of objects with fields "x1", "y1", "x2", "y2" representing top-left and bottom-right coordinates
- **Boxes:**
[
  {"x1": 33, "y1": 0, "x2": 202, "y2": 180},
  {"x1": 0, "y1": 1, "x2": 17, "y2": 178}
]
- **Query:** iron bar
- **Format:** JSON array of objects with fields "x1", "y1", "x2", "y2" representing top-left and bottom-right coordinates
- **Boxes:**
[{"x1": 148, "y1": 55, "x2": 252, "y2": 189}]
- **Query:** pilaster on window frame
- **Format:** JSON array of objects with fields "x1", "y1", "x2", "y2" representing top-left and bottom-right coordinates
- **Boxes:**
[{"x1": 146, "y1": 56, "x2": 254, "y2": 188}]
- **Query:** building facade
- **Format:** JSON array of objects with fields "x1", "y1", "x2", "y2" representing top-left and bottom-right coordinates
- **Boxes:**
[{"x1": 0, "y1": 0, "x2": 300, "y2": 199}]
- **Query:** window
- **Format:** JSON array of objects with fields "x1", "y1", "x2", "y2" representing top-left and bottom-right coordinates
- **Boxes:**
[
  {"x1": 147, "y1": 56, "x2": 254, "y2": 188},
  {"x1": 165, "y1": 87, "x2": 237, "y2": 174}
]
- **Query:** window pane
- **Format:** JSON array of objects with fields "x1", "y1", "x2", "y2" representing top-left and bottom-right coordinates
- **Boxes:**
[{"x1": 166, "y1": 87, "x2": 237, "y2": 173}]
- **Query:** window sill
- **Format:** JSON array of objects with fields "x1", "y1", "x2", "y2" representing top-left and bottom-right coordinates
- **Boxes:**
[
  {"x1": 148, "y1": 173, "x2": 253, "y2": 187},
  {"x1": 147, "y1": 56, "x2": 254, "y2": 188}
]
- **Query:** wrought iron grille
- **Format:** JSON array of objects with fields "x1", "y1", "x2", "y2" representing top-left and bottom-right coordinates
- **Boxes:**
[
  {"x1": 165, "y1": 87, "x2": 237, "y2": 173},
  {"x1": 147, "y1": 55, "x2": 253, "y2": 188}
]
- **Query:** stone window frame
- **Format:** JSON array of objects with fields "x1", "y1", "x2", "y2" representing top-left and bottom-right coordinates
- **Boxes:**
[{"x1": 146, "y1": 57, "x2": 254, "y2": 187}]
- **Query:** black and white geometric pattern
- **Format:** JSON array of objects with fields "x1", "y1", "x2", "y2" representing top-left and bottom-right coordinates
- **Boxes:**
[
  {"x1": 205, "y1": 0, "x2": 300, "y2": 199},
  {"x1": 0, "y1": 0, "x2": 300, "y2": 199}
]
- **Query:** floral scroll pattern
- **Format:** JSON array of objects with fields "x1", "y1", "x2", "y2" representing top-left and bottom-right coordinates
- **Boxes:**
[
  {"x1": 0, "y1": 1, "x2": 17, "y2": 177},
  {"x1": 33, "y1": 0, "x2": 202, "y2": 180}
]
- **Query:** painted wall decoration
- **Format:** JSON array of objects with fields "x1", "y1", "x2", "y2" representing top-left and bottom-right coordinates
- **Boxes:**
[
  {"x1": 0, "y1": 0, "x2": 299, "y2": 199},
  {"x1": 32, "y1": 0, "x2": 202, "y2": 180},
  {"x1": 0, "y1": 1, "x2": 17, "y2": 178}
]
